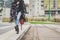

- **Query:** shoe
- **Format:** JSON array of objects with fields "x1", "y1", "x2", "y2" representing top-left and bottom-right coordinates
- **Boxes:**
[
  {"x1": 16, "y1": 31, "x2": 19, "y2": 34},
  {"x1": 15, "y1": 25, "x2": 19, "y2": 34}
]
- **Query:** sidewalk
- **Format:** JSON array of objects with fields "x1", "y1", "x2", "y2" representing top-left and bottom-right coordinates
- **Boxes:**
[
  {"x1": 0, "y1": 22, "x2": 15, "y2": 34},
  {"x1": 31, "y1": 24, "x2": 60, "y2": 33},
  {"x1": 0, "y1": 22, "x2": 31, "y2": 40},
  {"x1": 44, "y1": 24, "x2": 60, "y2": 33}
]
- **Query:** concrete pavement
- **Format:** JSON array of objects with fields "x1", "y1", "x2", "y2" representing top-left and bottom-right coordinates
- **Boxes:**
[
  {"x1": 0, "y1": 23, "x2": 60, "y2": 40},
  {"x1": 43, "y1": 24, "x2": 60, "y2": 33},
  {"x1": 0, "y1": 22, "x2": 31, "y2": 40},
  {"x1": 0, "y1": 23, "x2": 15, "y2": 34},
  {"x1": 21, "y1": 24, "x2": 60, "y2": 40},
  {"x1": 31, "y1": 24, "x2": 60, "y2": 33}
]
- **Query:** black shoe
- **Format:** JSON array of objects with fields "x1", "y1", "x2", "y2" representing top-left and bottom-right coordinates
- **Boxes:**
[
  {"x1": 15, "y1": 25, "x2": 18, "y2": 31},
  {"x1": 15, "y1": 25, "x2": 19, "y2": 34},
  {"x1": 16, "y1": 26, "x2": 19, "y2": 34},
  {"x1": 16, "y1": 31, "x2": 19, "y2": 34}
]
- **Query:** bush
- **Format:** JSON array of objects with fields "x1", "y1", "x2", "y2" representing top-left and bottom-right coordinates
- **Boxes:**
[
  {"x1": 30, "y1": 18, "x2": 47, "y2": 21},
  {"x1": 50, "y1": 18, "x2": 60, "y2": 22},
  {"x1": 2, "y1": 18, "x2": 10, "y2": 22},
  {"x1": 2, "y1": 18, "x2": 15, "y2": 22},
  {"x1": 55, "y1": 18, "x2": 60, "y2": 22}
]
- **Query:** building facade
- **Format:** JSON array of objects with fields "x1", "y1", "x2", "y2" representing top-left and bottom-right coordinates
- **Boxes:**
[
  {"x1": 0, "y1": 0, "x2": 60, "y2": 22},
  {"x1": 44, "y1": 0, "x2": 60, "y2": 17},
  {"x1": 29, "y1": 0, "x2": 60, "y2": 18},
  {"x1": 29, "y1": 0, "x2": 44, "y2": 17},
  {"x1": 0, "y1": 0, "x2": 13, "y2": 22}
]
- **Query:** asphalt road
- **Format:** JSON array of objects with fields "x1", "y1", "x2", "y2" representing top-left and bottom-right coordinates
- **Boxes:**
[{"x1": 21, "y1": 24, "x2": 60, "y2": 40}]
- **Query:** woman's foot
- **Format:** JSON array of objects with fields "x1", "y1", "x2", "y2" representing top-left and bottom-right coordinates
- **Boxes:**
[{"x1": 15, "y1": 25, "x2": 19, "y2": 34}]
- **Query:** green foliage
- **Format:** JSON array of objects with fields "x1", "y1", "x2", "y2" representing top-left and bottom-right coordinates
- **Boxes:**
[
  {"x1": 30, "y1": 21, "x2": 55, "y2": 24},
  {"x1": 2, "y1": 18, "x2": 10, "y2": 22}
]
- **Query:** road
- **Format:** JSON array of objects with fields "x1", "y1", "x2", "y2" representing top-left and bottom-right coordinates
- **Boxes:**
[{"x1": 21, "y1": 24, "x2": 60, "y2": 40}]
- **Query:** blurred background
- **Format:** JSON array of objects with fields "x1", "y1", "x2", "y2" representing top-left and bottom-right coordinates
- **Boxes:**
[{"x1": 0, "y1": 0, "x2": 60, "y2": 23}]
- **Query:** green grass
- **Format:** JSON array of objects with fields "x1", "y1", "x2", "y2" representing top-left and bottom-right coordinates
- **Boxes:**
[{"x1": 30, "y1": 21, "x2": 55, "y2": 24}]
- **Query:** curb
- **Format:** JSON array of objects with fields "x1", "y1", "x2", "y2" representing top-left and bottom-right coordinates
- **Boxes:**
[
  {"x1": 0, "y1": 24, "x2": 31, "y2": 40},
  {"x1": 17, "y1": 26, "x2": 31, "y2": 40}
]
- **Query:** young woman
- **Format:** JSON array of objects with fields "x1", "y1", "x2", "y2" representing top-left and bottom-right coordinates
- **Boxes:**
[{"x1": 14, "y1": 0, "x2": 26, "y2": 34}]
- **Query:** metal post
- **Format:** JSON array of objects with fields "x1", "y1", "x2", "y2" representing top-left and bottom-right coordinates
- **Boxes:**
[{"x1": 48, "y1": 0, "x2": 50, "y2": 21}]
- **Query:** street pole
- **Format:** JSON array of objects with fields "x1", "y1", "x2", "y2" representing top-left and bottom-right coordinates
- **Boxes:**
[{"x1": 48, "y1": 0, "x2": 50, "y2": 21}]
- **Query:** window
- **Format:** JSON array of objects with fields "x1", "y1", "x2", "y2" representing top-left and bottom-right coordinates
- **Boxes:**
[
  {"x1": 0, "y1": 1, "x2": 3, "y2": 11},
  {"x1": 41, "y1": 1, "x2": 44, "y2": 3},
  {"x1": 41, "y1": 4, "x2": 44, "y2": 9},
  {"x1": 37, "y1": 11, "x2": 39, "y2": 13},
  {"x1": 37, "y1": 7, "x2": 39, "y2": 9},
  {"x1": 37, "y1": 3, "x2": 39, "y2": 5},
  {"x1": 58, "y1": 11, "x2": 60, "y2": 14},
  {"x1": 0, "y1": 0, "x2": 3, "y2": 16},
  {"x1": 53, "y1": 0, "x2": 56, "y2": 8},
  {"x1": 41, "y1": 0, "x2": 44, "y2": 9},
  {"x1": 41, "y1": 5, "x2": 44, "y2": 7},
  {"x1": 0, "y1": 0, "x2": 3, "y2": 7},
  {"x1": 32, "y1": 5, "x2": 34, "y2": 7},
  {"x1": 45, "y1": 10, "x2": 56, "y2": 16},
  {"x1": 51, "y1": 11, "x2": 56, "y2": 16},
  {"x1": 38, "y1": 0, "x2": 39, "y2": 1},
  {"x1": 4, "y1": 0, "x2": 12, "y2": 8}
]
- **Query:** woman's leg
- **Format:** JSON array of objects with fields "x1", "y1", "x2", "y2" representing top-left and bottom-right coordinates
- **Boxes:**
[
  {"x1": 16, "y1": 12, "x2": 21, "y2": 25},
  {"x1": 15, "y1": 12, "x2": 21, "y2": 34}
]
